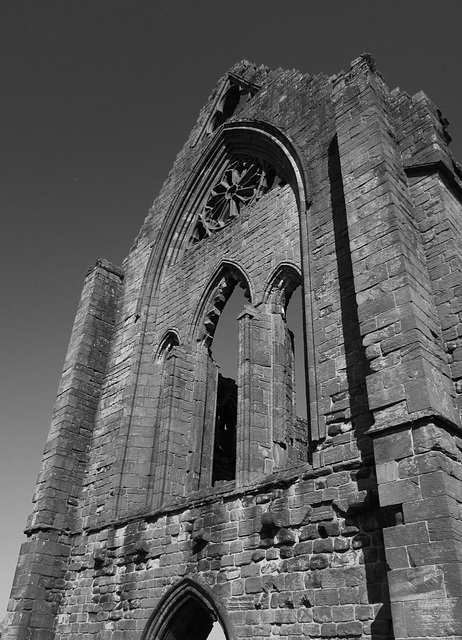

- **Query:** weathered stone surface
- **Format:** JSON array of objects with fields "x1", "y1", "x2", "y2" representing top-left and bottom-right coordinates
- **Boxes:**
[
  {"x1": 388, "y1": 565, "x2": 445, "y2": 602},
  {"x1": 5, "y1": 54, "x2": 462, "y2": 640}
]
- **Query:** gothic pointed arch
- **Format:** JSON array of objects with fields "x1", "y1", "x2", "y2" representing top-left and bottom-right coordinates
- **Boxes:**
[
  {"x1": 263, "y1": 262, "x2": 303, "y2": 309},
  {"x1": 135, "y1": 120, "x2": 319, "y2": 432},
  {"x1": 187, "y1": 261, "x2": 252, "y2": 488},
  {"x1": 140, "y1": 578, "x2": 235, "y2": 640},
  {"x1": 114, "y1": 120, "x2": 319, "y2": 513},
  {"x1": 154, "y1": 330, "x2": 181, "y2": 362},
  {"x1": 135, "y1": 120, "x2": 312, "y2": 322},
  {"x1": 202, "y1": 73, "x2": 259, "y2": 138},
  {"x1": 190, "y1": 260, "x2": 253, "y2": 347}
]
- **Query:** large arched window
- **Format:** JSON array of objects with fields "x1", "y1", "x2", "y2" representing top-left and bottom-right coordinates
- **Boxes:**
[
  {"x1": 191, "y1": 263, "x2": 251, "y2": 489},
  {"x1": 120, "y1": 122, "x2": 317, "y2": 512},
  {"x1": 210, "y1": 284, "x2": 247, "y2": 484}
]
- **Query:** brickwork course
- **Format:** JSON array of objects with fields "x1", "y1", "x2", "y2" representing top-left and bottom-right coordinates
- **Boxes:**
[{"x1": 5, "y1": 55, "x2": 462, "y2": 639}]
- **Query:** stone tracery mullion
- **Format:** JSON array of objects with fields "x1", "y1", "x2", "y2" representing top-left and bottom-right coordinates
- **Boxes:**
[{"x1": 191, "y1": 155, "x2": 279, "y2": 244}]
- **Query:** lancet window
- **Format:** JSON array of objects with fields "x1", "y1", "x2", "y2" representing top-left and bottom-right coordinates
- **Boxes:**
[{"x1": 193, "y1": 266, "x2": 250, "y2": 488}]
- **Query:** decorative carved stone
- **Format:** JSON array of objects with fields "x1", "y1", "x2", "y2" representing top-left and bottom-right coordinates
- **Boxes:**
[
  {"x1": 206, "y1": 79, "x2": 253, "y2": 135},
  {"x1": 191, "y1": 156, "x2": 280, "y2": 243}
]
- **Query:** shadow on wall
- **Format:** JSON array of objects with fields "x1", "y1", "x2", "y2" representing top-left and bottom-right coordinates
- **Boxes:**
[{"x1": 329, "y1": 136, "x2": 392, "y2": 639}]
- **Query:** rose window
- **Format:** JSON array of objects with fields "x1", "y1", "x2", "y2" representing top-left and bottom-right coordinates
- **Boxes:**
[{"x1": 191, "y1": 156, "x2": 281, "y2": 243}]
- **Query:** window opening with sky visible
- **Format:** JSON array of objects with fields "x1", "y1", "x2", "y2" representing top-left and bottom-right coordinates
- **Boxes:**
[
  {"x1": 210, "y1": 285, "x2": 246, "y2": 484},
  {"x1": 285, "y1": 285, "x2": 307, "y2": 421}
]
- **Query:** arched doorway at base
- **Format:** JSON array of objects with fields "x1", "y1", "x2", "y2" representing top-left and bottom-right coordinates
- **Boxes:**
[{"x1": 141, "y1": 578, "x2": 234, "y2": 640}]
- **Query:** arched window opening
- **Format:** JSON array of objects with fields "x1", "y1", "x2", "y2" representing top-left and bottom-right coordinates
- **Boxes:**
[
  {"x1": 210, "y1": 285, "x2": 247, "y2": 484},
  {"x1": 155, "y1": 331, "x2": 180, "y2": 363},
  {"x1": 285, "y1": 286, "x2": 309, "y2": 460},
  {"x1": 286, "y1": 286, "x2": 307, "y2": 420}
]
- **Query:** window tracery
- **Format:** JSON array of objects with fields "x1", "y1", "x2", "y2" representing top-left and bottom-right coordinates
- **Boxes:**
[
  {"x1": 191, "y1": 156, "x2": 282, "y2": 244},
  {"x1": 206, "y1": 81, "x2": 251, "y2": 134},
  {"x1": 200, "y1": 266, "x2": 250, "y2": 347}
]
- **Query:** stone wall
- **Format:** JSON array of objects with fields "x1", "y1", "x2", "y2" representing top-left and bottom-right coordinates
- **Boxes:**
[
  {"x1": 53, "y1": 464, "x2": 390, "y2": 639},
  {"x1": 5, "y1": 55, "x2": 462, "y2": 640}
]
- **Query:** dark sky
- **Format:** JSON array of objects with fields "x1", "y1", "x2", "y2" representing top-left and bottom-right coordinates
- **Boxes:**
[{"x1": 2, "y1": 0, "x2": 462, "y2": 620}]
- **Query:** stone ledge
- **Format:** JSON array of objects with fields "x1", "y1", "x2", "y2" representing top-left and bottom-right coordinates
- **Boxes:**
[
  {"x1": 366, "y1": 409, "x2": 462, "y2": 438},
  {"x1": 86, "y1": 257, "x2": 124, "y2": 279}
]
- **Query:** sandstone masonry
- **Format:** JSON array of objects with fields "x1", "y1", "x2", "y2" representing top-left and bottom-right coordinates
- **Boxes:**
[{"x1": 5, "y1": 55, "x2": 462, "y2": 640}]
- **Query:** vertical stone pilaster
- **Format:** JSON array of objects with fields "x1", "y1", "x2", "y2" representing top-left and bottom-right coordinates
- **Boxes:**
[
  {"x1": 237, "y1": 306, "x2": 271, "y2": 484},
  {"x1": 333, "y1": 55, "x2": 458, "y2": 429},
  {"x1": 271, "y1": 306, "x2": 295, "y2": 467},
  {"x1": 237, "y1": 308, "x2": 253, "y2": 486},
  {"x1": 333, "y1": 56, "x2": 462, "y2": 638},
  {"x1": 151, "y1": 346, "x2": 184, "y2": 507},
  {"x1": 5, "y1": 259, "x2": 122, "y2": 640},
  {"x1": 407, "y1": 171, "x2": 462, "y2": 421},
  {"x1": 371, "y1": 420, "x2": 462, "y2": 638},
  {"x1": 197, "y1": 350, "x2": 219, "y2": 490},
  {"x1": 30, "y1": 259, "x2": 123, "y2": 530},
  {"x1": 188, "y1": 344, "x2": 216, "y2": 491}
]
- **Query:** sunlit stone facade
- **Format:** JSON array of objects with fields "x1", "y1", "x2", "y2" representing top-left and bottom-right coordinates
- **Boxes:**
[{"x1": 6, "y1": 55, "x2": 462, "y2": 640}]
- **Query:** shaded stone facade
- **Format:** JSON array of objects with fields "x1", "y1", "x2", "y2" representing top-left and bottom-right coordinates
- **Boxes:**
[{"x1": 5, "y1": 55, "x2": 462, "y2": 639}]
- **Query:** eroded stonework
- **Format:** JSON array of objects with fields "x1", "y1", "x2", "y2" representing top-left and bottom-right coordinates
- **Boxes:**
[{"x1": 5, "y1": 55, "x2": 462, "y2": 640}]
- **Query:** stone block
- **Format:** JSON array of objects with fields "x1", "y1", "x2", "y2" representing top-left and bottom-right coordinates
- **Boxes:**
[
  {"x1": 403, "y1": 496, "x2": 460, "y2": 523},
  {"x1": 286, "y1": 555, "x2": 311, "y2": 572},
  {"x1": 299, "y1": 525, "x2": 320, "y2": 541},
  {"x1": 428, "y1": 517, "x2": 462, "y2": 543},
  {"x1": 398, "y1": 451, "x2": 452, "y2": 479},
  {"x1": 387, "y1": 565, "x2": 445, "y2": 602},
  {"x1": 378, "y1": 478, "x2": 421, "y2": 506},
  {"x1": 312, "y1": 606, "x2": 332, "y2": 623},
  {"x1": 373, "y1": 429, "x2": 413, "y2": 463},
  {"x1": 310, "y1": 555, "x2": 329, "y2": 570},
  {"x1": 244, "y1": 577, "x2": 262, "y2": 594},
  {"x1": 407, "y1": 540, "x2": 462, "y2": 566},
  {"x1": 320, "y1": 622, "x2": 337, "y2": 637},
  {"x1": 321, "y1": 568, "x2": 346, "y2": 589},
  {"x1": 437, "y1": 562, "x2": 462, "y2": 599},
  {"x1": 376, "y1": 460, "x2": 399, "y2": 484},
  {"x1": 334, "y1": 537, "x2": 350, "y2": 552},
  {"x1": 337, "y1": 620, "x2": 363, "y2": 636},
  {"x1": 413, "y1": 423, "x2": 458, "y2": 457},
  {"x1": 383, "y1": 522, "x2": 429, "y2": 548},
  {"x1": 404, "y1": 597, "x2": 462, "y2": 636},
  {"x1": 313, "y1": 538, "x2": 334, "y2": 554},
  {"x1": 420, "y1": 471, "x2": 462, "y2": 502}
]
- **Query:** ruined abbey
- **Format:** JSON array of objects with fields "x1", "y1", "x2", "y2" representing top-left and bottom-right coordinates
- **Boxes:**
[{"x1": 5, "y1": 55, "x2": 462, "y2": 639}]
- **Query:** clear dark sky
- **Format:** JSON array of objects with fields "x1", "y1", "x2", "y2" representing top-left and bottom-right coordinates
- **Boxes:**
[{"x1": 2, "y1": 0, "x2": 462, "y2": 620}]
